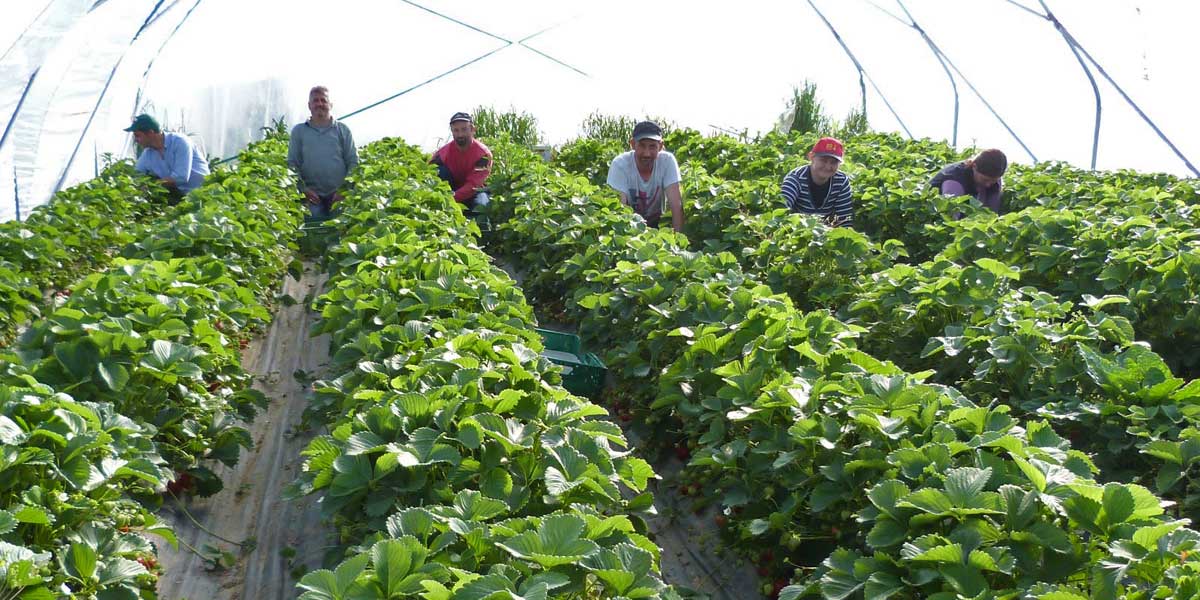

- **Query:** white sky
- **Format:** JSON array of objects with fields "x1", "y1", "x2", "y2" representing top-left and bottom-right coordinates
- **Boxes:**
[{"x1": 2, "y1": 0, "x2": 1198, "y2": 219}]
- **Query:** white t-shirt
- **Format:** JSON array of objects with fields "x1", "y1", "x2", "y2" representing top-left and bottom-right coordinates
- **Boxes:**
[{"x1": 605, "y1": 150, "x2": 681, "y2": 226}]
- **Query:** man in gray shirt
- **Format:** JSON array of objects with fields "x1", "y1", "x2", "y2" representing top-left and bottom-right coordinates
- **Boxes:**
[
  {"x1": 605, "y1": 121, "x2": 684, "y2": 231},
  {"x1": 287, "y1": 86, "x2": 358, "y2": 217}
]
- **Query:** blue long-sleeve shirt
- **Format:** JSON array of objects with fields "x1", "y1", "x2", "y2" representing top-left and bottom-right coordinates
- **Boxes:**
[{"x1": 134, "y1": 132, "x2": 209, "y2": 194}]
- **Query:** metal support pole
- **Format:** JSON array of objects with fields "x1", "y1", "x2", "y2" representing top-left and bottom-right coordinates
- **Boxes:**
[
  {"x1": 1, "y1": 69, "x2": 40, "y2": 153},
  {"x1": 808, "y1": 0, "x2": 912, "y2": 137},
  {"x1": 895, "y1": 1, "x2": 960, "y2": 145},
  {"x1": 54, "y1": 0, "x2": 169, "y2": 196},
  {"x1": 14, "y1": 166, "x2": 21, "y2": 222}
]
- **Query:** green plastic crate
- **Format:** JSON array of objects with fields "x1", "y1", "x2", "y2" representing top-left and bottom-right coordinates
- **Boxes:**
[
  {"x1": 299, "y1": 215, "x2": 338, "y2": 256},
  {"x1": 466, "y1": 211, "x2": 494, "y2": 245},
  {"x1": 535, "y1": 328, "x2": 606, "y2": 398}
]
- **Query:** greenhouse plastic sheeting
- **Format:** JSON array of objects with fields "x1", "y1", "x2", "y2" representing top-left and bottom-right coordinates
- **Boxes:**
[{"x1": 2, "y1": 0, "x2": 1198, "y2": 222}]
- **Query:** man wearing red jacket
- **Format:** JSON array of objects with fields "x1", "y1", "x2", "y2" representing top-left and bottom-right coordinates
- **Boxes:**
[{"x1": 431, "y1": 112, "x2": 492, "y2": 209}]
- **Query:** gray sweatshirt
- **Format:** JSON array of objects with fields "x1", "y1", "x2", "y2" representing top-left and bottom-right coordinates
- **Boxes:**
[{"x1": 287, "y1": 119, "x2": 358, "y2": 196}]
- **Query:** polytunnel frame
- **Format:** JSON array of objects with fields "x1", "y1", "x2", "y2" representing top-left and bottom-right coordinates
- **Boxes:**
[
  {"x1": 4, "y1": 1, "x2": 1200, "y2": 221},
  {"x1": 52, "y1": 0, "x2": 173, "y2": 197},
  {"x1": 1007, "y1": 0, "x2": 1198, "y2": 177},
  {"x1": 210, "y1": 0, "x2": 589, "y2": 167},
  {"x1": 847, "y1": 0, "x2": 1039, "y2": 162}
]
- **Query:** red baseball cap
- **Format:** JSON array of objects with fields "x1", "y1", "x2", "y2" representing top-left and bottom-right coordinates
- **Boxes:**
[{"x1": 811, "y1": 137, "x2": 844, "y2": 162}]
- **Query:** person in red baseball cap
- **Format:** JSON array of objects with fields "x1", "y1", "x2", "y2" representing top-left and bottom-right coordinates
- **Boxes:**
[{"x1": 781, "y1": 136, "x2": 854, "y2": 227}]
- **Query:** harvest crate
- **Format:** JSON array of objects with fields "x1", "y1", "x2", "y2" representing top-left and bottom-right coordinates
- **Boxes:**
[
  {"x1": 535, "y1": 327, "x2": 606, "y2": 398},
  {"x1": 299, "y1": 214, "x2": 338, "y2": 256}
]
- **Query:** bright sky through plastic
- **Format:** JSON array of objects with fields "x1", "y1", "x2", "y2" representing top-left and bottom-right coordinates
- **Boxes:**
[
  {"x1": 149, "y1": 0, "x2": 1197, "y2": 174},
  {"x1": 2, "y1": 0, "x2": 1198, "y2": 220}
]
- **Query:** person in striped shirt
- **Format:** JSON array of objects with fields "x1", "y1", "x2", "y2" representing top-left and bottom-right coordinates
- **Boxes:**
[{"x1": 781, "y1": 137, "x2": 853, "y2": 227}]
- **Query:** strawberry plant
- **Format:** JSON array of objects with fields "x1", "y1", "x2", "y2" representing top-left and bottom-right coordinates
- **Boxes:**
[
  {"x1": 0, "y1": 160, "x2": 172, "y2": 345},
  {"x1": 485, "y1": 132, "x2": 1200, "y2": 599},
  {"x1": 288, "y1": 137, "x2": 677, "y2": 598}
]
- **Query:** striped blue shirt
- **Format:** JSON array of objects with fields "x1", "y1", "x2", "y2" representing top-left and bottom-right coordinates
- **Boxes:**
[{"x1": 781, "y1": 165, "x2": 853, "y2": 225}]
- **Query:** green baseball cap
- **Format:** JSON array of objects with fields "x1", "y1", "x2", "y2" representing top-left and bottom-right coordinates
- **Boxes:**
[{"x1": 123, "y1": 114, "x2": 160, "y2": 133}]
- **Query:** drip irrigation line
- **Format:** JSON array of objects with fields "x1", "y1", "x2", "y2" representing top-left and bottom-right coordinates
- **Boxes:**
[
  {"x1": 0, "y1": 0, "x2": 56, "y2": 65},
  {"x1": 894, "y1": 1, "x2": 960, "y2": 146},
  {"x1": 807, "y1": 0, "x2": 911, "y2": 137},
  {"x1": 53, "y1": 0, "x2": 168, "y2": 196}
]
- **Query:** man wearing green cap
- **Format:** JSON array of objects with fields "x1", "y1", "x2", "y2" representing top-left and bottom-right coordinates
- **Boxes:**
[{"x1": 124, "y1": 114, "x2": 209, "y2": 200}]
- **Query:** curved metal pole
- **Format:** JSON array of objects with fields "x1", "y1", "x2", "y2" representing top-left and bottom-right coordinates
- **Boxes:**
[
  {"x1": 928, "y1": 44, "x2": 1038, "y2": 161},
  {"x1": 807, "y1": 0, "x2": 912, "y2": 137},
  {"x1": 53, "y1": 0, "x2": 168, "y2": 196},
  {"x1": 131, "y1": 0, "x2": 203, "y2": 120},
  {"x1": 1060, "y1": 33, "x2": 1101, "y2": 169},
  {"x1": 1004, "y1": 1, "x2": 1098, "y2": 168},
  {"x1": 0, "y1": 70, "x2": 40, "y2": 153},
  {"x1": 1038, "y1": 0, "x2": 1195, "y2": 176},
  {"x1": 895, "y1": 1, "x2": 960, "y2": 145},
  {"x1": 0, "y1": 0, "x2": 56, "y2": 64}
]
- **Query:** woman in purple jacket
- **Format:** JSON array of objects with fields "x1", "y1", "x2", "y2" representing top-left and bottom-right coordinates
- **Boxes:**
[{"x1": 929, "y1": 149, "x2": 1008, "y2": 213}]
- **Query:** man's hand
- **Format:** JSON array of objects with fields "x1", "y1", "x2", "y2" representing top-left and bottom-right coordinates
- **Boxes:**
[
  {"x1": 666, "y1": 182, "x2": 685, "y2": 233},
  {"x1": 331, "y1": 191, "x2": 345, "y2": 204},
  {"x1": 303, "y1": 189, "x2": 320, "y2": 205},
  {"x1": 825, "y1": 214, "x2": 851, "y2": 228},
  {"x1": 159, "y1": 177, "x2": 177, "y2": 188}
]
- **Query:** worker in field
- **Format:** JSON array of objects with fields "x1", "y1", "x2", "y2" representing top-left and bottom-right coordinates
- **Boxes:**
[
  {"x1": 929, "y1": 148, "x2": 1008, "y2": 213},
  {"x1": 781, "y1": 136, "x2": 854, "y2": 227},
  {"x1": 431, "y1": 112, "x2": 493, "y2": 210},
  {"x1": 605, "y1": 120, "x2": 685, "y2": 232},
  {"x1": 287, "y1": 85, "x2": 359, "y2": 218},
  {"x1": 124, "y1": 114, "x2": 209, "y2": 203}
]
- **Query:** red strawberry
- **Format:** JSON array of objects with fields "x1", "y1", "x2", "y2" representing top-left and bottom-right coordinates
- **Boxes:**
[{"x1": 771, "y1": 579, "x2": 788, "y2": 599}]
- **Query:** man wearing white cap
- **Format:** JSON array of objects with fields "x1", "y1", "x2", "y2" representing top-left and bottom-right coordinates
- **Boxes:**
[{"x1": 605, "y1": 120, "x2": 684, "y2": 232}]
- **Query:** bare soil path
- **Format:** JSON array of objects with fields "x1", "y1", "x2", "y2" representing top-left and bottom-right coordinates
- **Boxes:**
[{"x1": 156, "y1": 265, "x2": 333, "y2": 600}]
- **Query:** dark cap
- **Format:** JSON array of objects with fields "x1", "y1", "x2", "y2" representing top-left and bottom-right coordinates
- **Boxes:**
[
  {"x1": 631, "y1": 120, "x2": 663, "y2": 142},
  {"x1": 123, "y1": 114, "x2": 160, "y2": 133},
  {"x1": 449, "y1": 112, "x2": 472, "y2": 125}
]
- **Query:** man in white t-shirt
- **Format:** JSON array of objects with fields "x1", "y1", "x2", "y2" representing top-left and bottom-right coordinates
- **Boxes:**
[{"x1": 605, "y1": 121, "x2": 684, "y2": 232}]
